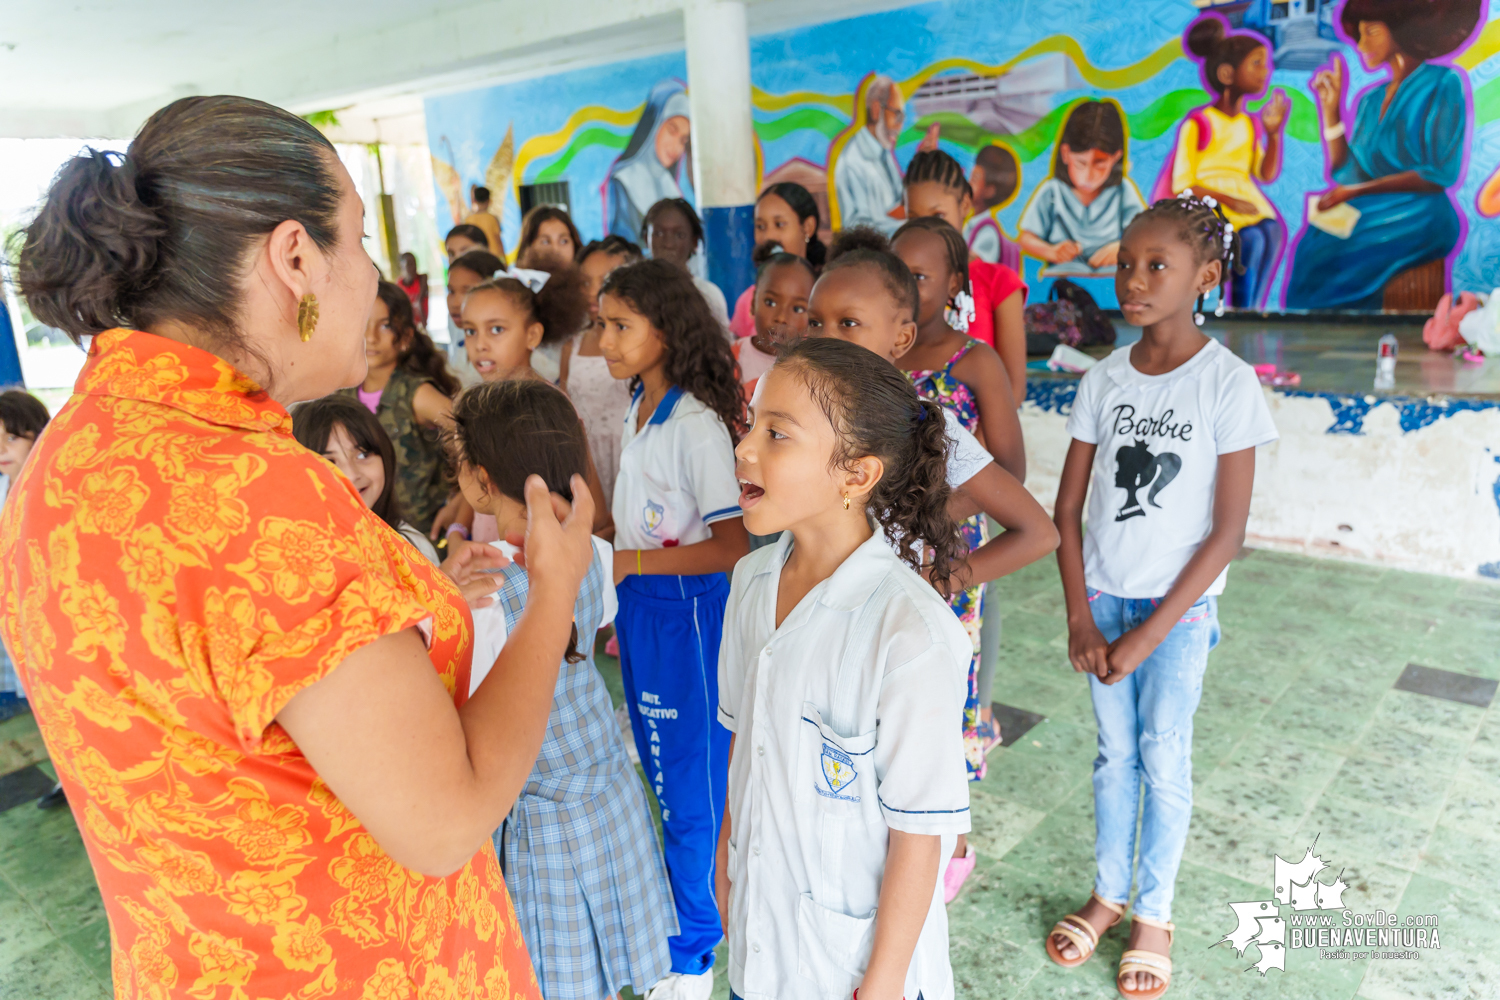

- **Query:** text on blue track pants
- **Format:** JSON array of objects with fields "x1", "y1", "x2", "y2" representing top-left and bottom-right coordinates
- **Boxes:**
[{"x1": 615, "y1": 571, "x2": 732, "y2": 976}]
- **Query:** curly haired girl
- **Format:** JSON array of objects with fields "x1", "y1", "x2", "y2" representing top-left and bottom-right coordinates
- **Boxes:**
[{"x1": 596, "y1": 256, "x2": 751, "y2": 996}]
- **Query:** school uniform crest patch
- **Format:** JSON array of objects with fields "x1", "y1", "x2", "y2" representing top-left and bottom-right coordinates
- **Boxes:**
[
  {"x1": 820, "y1": 744, "x2": 858, "y2": 800},
  {"x1": 642, "y1": 499, "x2": 664, "y2": 535}
]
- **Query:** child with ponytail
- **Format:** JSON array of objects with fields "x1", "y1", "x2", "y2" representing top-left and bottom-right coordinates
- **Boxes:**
[
  {"x1": 1046, "y1": 194, "x2": 1277, "y2": 999},
  {"x1": 887, "y1": 218, "x2": 1025, "y2": 792},
  {"x1": 458, "y1": 261, "x2": 613, "y2": 538},
  {"x1": 729, "y1": 182, "x2": 826, "y2": 338},
  {"x1": 732, "y1": 243, "x2": 815, "y2": 400},
  {"x1": 904, "y1": 149, "x2": 1028, "y2": 403},
  {"x1": 715, "y1": 336, "x2": 973, "y2": 1000},
  {"x1": 599, "y1": 257, "x2": 751, "y2": 999},
  {"x1": 448, "y1": 379, "x2": 677, "y2": 1000},
  {"x1": 808, "y1": 231, "x2": 1059, "y2": 899}
]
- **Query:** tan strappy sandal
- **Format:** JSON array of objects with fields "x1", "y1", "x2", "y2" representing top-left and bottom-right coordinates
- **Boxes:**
[
  {"x1": 1045, "y1": 892, "x2": 1126, "y2": 967},
  {"x1": 1117, "y1": 915, "x2": 1174, "y2": 999}
]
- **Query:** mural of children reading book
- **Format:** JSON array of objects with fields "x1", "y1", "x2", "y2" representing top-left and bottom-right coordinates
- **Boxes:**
[{"x1": 1017, "y1": 99, "x2": 1145, "y2": 277}]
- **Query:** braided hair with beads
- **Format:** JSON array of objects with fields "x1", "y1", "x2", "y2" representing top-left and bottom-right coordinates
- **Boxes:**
[
  {"x1": 891, "y1": 215, "x2": 975, "y2": 331},
  {"x1": 1129, "y1": 191, "x2": 1243, "y2": 324}
]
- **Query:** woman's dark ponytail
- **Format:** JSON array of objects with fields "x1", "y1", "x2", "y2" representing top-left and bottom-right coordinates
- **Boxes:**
[
  {"x1": 18, "y1": 149, "x2": 167, "y2": 342},
  {"x1": 776, "y1": 338, "x2": 965, "y2": 592},
  {"x1": 17, "y1": 96, "x2": 340, "y2": 360}
]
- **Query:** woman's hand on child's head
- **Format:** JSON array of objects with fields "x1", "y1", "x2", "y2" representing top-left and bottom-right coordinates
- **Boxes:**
[
  {"x1": 1067, "y1": 620, "x2": 1111, "y2": 679},
  {"x1": 439, "y1": 540, "x2": 510, "y2": 609},
  {"x1": 515, "y1": 474, "x2": 595, "y2": 598}
]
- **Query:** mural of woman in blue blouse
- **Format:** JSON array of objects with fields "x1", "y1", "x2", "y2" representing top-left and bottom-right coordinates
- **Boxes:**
[{"x1": 1285, "y1": 0, "x2": 1483, "y2": 310}]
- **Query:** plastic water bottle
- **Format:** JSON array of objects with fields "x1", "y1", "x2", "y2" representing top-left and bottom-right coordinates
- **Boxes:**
[{"x1": 1375, "y1": 332, "x2": 1398, "y2": 389}]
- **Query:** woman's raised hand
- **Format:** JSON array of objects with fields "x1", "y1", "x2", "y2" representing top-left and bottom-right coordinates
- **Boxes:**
[
  {"x1": 1311, "y1": 54, "x2": 1345, "y2": 124},
  {"x1": 509, "y1": 474, "x2": 596, "y2": 598},
  {"x1": 440, "y1": 540, "x2": 510, "y2": 609}
]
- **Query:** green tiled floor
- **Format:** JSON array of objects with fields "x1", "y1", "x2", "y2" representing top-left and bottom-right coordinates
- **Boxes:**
[{"x1": 1, "y1": 548, "x2": 1495, "y2": 999}]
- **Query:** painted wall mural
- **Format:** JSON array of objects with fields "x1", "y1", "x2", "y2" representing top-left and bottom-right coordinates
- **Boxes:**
[{"x1": 425, "y1": 0, "x2": 1500, "y2": 312}]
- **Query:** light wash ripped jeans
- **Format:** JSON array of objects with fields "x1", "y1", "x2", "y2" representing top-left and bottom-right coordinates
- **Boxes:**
[{"x1": 1086, "y1": 588, "x2": 1220, "y2": 923}]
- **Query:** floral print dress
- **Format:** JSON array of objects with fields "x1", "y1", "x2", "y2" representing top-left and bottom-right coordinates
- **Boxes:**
[
  {"x1": 907, "y1": 339, "x2": 989, "y2": 780},
  {"x1": 0, "y1": 329, "x2": 540, "y2": 1000}
]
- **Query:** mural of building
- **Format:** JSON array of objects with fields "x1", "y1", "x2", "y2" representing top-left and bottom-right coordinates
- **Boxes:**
[{"x1": 425, "y1": 0, "x2": 1500, "y2": 313}]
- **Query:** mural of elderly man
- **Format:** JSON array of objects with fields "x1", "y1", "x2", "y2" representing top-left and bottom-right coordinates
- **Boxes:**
[{"x1": 834, "y1": 74, "x2": 908, "y2": 234}]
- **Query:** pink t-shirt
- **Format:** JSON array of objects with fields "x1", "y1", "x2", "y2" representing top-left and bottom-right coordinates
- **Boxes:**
[
  {"x1": 730, "y1": 286, "x2": 756, "y2": 340},
  {"x1": 357, "y1": 386, "x2": 383, "y2": 413},
  {"x1": 967, "y1": 260, "x2": 1026, "y2": 349}
]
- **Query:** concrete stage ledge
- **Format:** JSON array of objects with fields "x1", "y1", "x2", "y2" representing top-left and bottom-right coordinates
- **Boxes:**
[{"x1": 1020, "y1": 322, "x2": 1500, "y2": 582}]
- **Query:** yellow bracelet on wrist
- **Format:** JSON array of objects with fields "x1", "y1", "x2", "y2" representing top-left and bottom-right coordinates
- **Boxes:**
[{"x1": 636, "y1": 549, "x2": 643, "y2": 576}]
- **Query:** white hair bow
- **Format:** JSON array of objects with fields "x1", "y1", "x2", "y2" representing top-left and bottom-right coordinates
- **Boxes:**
[{"x1": 494, "y1": 266, "x2": 550, "y2": 293}]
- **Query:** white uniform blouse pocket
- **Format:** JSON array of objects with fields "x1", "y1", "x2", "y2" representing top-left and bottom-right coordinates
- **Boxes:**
[
  {"x1": 638, "y1": 486, "x2": 697, "y2": 547},
  {"x1": 798, "y1": 703, "x2": 883, "y2": 917},
  {"x1": 798, "y1": 703, "x2": 876, "y2": 805},
  {"x1": 796, "y1": 892, "x2": 876, "y2": 999}
]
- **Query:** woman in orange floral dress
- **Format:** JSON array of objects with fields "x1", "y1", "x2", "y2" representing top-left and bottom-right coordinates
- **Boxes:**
[{"x1": 1, "y1": 95, "x2": 596, "y2": 1000}]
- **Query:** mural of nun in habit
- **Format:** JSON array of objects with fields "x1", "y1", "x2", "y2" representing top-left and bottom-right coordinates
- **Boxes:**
[{"x1": 606, "y1": 79, "x2": 694, "y2": 241}]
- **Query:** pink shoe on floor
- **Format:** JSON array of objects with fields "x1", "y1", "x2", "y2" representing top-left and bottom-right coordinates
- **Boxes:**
[
  {"x1": 604, "y1": 635, "x2": 620, "y2": 657},
  {"x1": 943, "y1": 844, "x2": 977, "y2": 903}
]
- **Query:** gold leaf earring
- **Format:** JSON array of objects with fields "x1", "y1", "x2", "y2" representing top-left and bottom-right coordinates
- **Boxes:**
[
  {"x1": 297, "y1": 293, "x2": 319, "y2": 343},
  {"x1": 842, "y1": 493, "x2": 851, "y2": 511}
]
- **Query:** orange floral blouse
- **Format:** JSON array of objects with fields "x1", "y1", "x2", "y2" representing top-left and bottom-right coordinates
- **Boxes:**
[{"x1": 0, "y1": 329, "x2": 541, "y2": 1000}]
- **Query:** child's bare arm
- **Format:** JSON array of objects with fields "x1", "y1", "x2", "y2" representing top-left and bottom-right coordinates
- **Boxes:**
[
  {"x1": 945, "y1": 462, "x2": 1058, "y2": 589},
  {"x1": 1099, "y1": 447, "x2": 1254, "y2": 684},
  {"x1": 613, "y1": 518, "x2": 750, "y2": 584},
  {"x1": 954, "y1": 345, "x2": 1025, "y2": 482},
  {"x1": 1054, "y1": 439, "x2": 1109, "y2": 678},
  {"x1": 859, "y1": 830, "x2": 942, "y2": 1000},
  {"x1": 993, "y1": 290, "x2": 1027, "y2": 406}
]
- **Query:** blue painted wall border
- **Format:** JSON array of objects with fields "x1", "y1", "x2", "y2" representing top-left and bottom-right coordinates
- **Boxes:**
[{"x1": 702, "y1": 204, "x2": 755, "y2": 309}]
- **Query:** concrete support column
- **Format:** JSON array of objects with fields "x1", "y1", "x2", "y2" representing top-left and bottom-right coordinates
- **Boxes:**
[{"x1": 684, "y1": 0, "x2": 756, "y2": 308}]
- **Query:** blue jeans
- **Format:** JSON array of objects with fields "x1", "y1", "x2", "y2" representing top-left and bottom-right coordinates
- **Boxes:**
[
  {"x1": 1230, "y1": 218, "x2": 1284, "y2": 310},
  {"x1": 1087, "y1": 589, "x2": 1219, "y2": 923}
]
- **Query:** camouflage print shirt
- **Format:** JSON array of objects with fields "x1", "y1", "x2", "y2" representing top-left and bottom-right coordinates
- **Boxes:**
[{"x1": 339, "y1": 367, "x2": 450, "y2": 534}]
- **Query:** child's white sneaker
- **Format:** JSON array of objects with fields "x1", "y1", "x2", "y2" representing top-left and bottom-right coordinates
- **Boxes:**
[{"x1": 645, "y1": 968, "x2": 713, "y2": 1000}]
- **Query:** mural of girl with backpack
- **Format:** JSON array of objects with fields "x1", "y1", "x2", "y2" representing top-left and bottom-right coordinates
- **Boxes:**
[
  {"x1": 1018, "y1": 99, "x2": 1145, "y2": 276},
  {"x1": 1114, "y1": 439, "x2": 1181, "y2": 522},
  {"x1": 1161, "y1": 14, "x2": 1290, "y2": 310}
]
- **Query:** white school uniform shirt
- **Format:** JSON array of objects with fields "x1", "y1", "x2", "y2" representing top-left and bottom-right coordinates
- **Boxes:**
[
  {"x1": 1065, "y1": 339, "x2": 1278, "y2": 599},
  {"x1": 469, "y1": 536, "x2": 617, "y2": 695},
  {"x1": 940, "y1": 408, "x2": 992, "y2": 488},
  {"x1": 717, "y1": 531, "x2": 972, "y2": 1000},
  {"x1": 613, "y1": 385, "x2": 742, "y2": 552}
]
